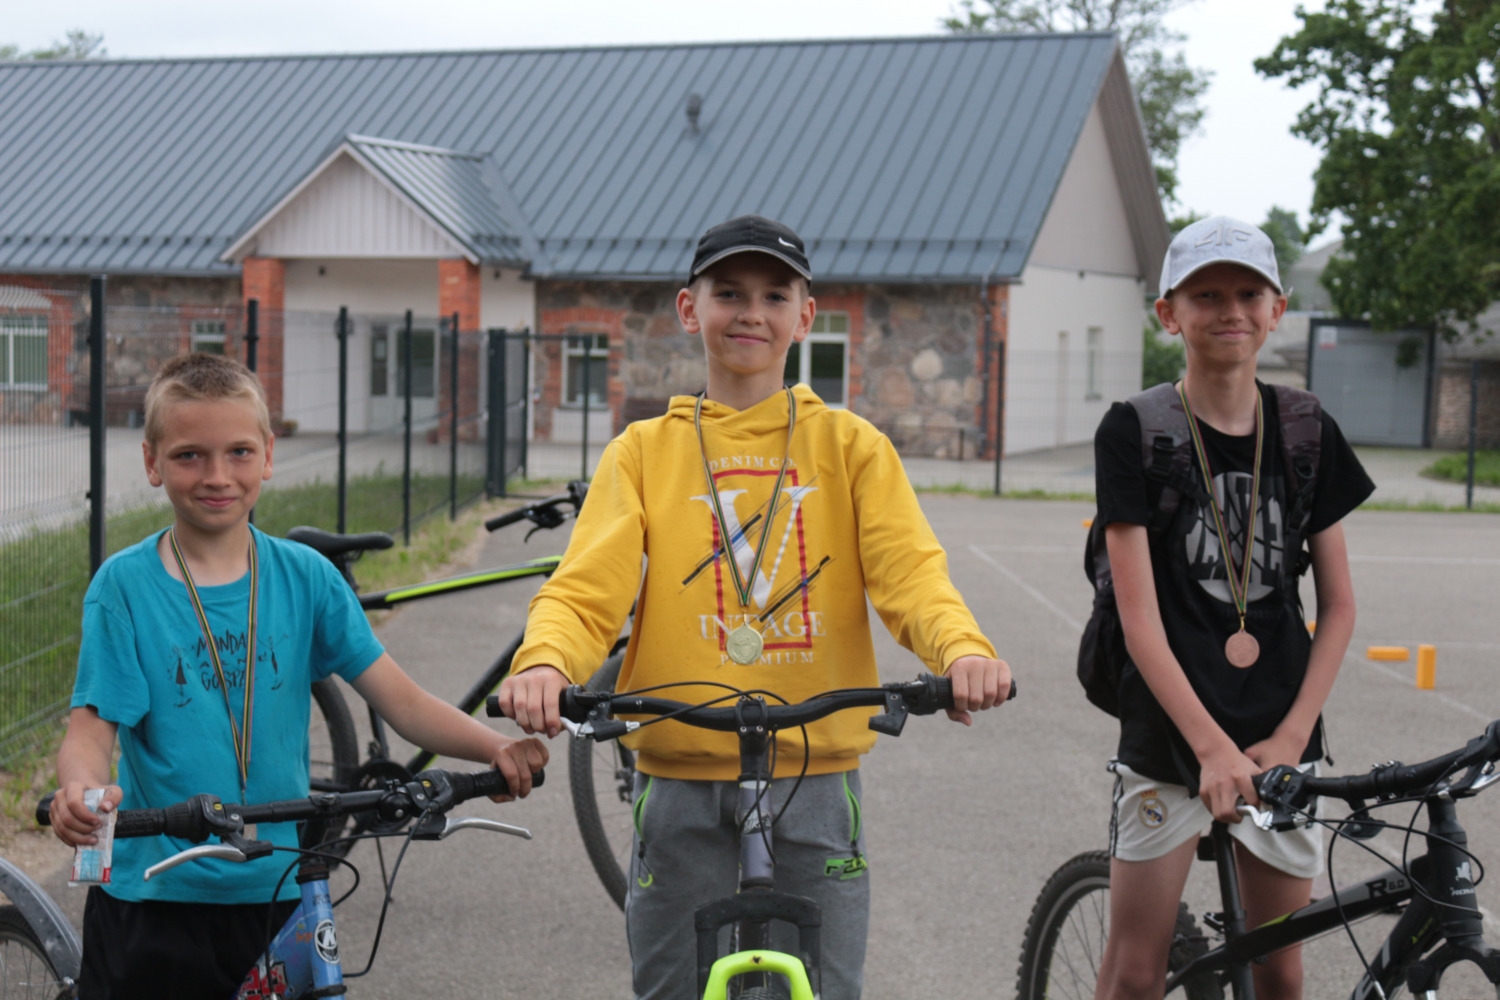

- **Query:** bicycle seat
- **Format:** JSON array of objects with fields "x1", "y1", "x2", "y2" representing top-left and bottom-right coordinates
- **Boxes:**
[{"x1": 286, "y1": 526, "x2": 395, "y2": 559}]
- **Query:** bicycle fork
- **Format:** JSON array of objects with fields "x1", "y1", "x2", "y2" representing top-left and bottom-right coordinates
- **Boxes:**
[{"x1": 236, "y1": 856, "x2": 345, "y2": 999}]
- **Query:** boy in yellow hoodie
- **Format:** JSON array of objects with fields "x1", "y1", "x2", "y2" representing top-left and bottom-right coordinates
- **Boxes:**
[{"x1": 497, "y1": 214, "x2": 1011, "y2": 1000}]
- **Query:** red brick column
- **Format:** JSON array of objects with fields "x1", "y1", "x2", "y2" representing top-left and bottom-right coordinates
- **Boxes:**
[
  {"x1": 537, "y1": 304, "x2": 624, "y2": 442},
  {"x1": 812, "y1": 287, "x2": 866, "y2": 408},
  {"x1": 242, "y1": 257, "x2": 285, "y2": 422},
  {"x1": 438, "y1": 259, "x2": 482, "y2": 440},
  {"x1": 975, "y1": 282, "x2": 1008, "y2": 460}
]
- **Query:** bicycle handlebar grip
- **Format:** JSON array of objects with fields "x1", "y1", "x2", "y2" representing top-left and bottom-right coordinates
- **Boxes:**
[
  {"x1": 113, "y1": 808, "x2": 168, "y2": 839},
  {"x1": 34, "y1": 792, "x2": 55, "y2": 827},
  {"x1": 485, "y1": 506, "x2": 533, "y2": 532},
  {"x1": 447, "y1": 768, "x2": 544, "y2": 802}
]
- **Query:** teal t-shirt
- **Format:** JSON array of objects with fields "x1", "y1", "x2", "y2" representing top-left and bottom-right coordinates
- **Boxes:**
[{"x1": 71, "y1": 526, "x2": 384, "y2": 904}]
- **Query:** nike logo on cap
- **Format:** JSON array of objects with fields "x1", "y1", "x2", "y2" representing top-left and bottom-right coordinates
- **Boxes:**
[{"x1": 778, "y1": 237, "x2": 796, "y2": 248}]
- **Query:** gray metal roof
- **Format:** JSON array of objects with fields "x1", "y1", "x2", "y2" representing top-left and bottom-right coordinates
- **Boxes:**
[{"x1": 0, "y1": 34, "x2": 1150, "y2": 283}]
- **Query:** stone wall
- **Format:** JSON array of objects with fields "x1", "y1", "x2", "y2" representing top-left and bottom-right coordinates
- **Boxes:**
[
  {"x1": 534, "y1": 279, "x2": 988, "y2": 457},
  {"x1": 1431, "y1": 361, "x2": 1500, "y2": 450}
]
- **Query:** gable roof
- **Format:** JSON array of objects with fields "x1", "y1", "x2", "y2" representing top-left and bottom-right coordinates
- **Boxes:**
[{"x1": 0, "y1": 34, "x2": 1164, "y2": 284}]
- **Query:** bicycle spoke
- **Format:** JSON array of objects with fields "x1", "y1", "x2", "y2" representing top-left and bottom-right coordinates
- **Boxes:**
[{"x1": 1048, "y1": 887, "x2": 1108, "y2": 1000}]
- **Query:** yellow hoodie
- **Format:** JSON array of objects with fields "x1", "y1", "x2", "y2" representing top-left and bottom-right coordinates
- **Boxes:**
[{"x1": 513, "y1": 385, "x2": 996, "y2": 780}]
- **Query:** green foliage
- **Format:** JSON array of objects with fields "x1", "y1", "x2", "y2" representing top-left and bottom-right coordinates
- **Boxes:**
[
  {"x1": 1423, "y1": 450, "x2": 1500, "y2": 486},
  {"x1": 1256, "y1": 1, "x2": 1500, "y2": 342},
  {"x1": 1142, "y1": 318, "x2": 1184, "y2": 387},
  {"x1": 0, "y1": 29, "x2": 105, "y2": 60},
  {"x1": 943, "y1": 0, "x2": 1211, "y2": 204}
]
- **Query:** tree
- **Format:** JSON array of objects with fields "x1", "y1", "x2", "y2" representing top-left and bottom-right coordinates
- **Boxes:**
[
  {"x1": 1257, "y1": 1, "x2": 1500, "y2": 341},
  {"x1": 1260, "y1": 205, "x2": 1307, "y2": 308},
  {"x1": 1, "y1": 29, "x2": 106, "y2": 61},
  {"x1": 944, "y1": 0, "x2": 1212, "y2": 205}
]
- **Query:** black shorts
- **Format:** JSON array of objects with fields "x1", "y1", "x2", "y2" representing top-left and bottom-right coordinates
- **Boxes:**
[{"x1": 79, "y1": 886, "x2": 298, "y2": 1000}]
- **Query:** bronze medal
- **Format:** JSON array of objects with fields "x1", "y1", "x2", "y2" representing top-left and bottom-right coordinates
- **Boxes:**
[
  {"x1": 725, "y1": 624, "x2": 765, "y2": 665},
  {"x1": 1225, "y1": 628, "x2": 1260, "y2": 669}
]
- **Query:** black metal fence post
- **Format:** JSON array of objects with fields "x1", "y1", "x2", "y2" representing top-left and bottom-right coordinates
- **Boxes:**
[
  {"x1": 489, "y1": 329, "x2": 506, "y2": 498},
  {"x1": 402, "y1": 309, "x2": 413, "y2": 545},
  {"x1": 992, "y1": 338, "x2": 1006, "y2": 496},
  {"x1": 449, "y1": 311, "x2": 460, "y2": 521},
  {"x1": 1467, "y1": 359, "x2": 1479, "y2": 510},
  {"x1": 336, "y1": 307, "x2": 349, "y2": 534},
  {"x1": 245, "y1": 298, "x2": 260, "y2": 373},
  {"x1": 521, "y1": 330, "x2": 531, "y2": 480},
  {"x1": 88, "y1": 275, "x2": 107, "y2": 574},
  {"x1": 581, "y1": 336, "x2": 592, "y2": 481}
]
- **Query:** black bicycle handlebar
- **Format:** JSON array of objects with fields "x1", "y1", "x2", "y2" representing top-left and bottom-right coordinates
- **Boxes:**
[
  {"x1": 484, "y1": 480, "x2": 590, "y2": 533},
  {"x1": 486, "y1": 674, "x2": 1016, "y2": 737},
  {"x1": 37, "y1": 767, "x2": 536, "y2": 841},
  {"x1": 1258, "y1": 719, "x2": 1500, "y2": 811}
]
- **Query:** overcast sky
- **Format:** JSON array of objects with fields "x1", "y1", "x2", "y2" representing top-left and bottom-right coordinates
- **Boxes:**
[{"x1": 6, "y1": 1, "x2": 1331, "y2": 244}]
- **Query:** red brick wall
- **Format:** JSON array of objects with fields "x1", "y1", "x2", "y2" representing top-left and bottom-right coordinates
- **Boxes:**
[
  {"x1": 973, "y1": 282, "x2": 1008, "y2": 460},
  {"x1": 536, "y1": 304, "x2": 625, "y2": 441},
  {"x1": 241, "y1": 258, "x2": 285, "y2": 421},
  {"x1": 814, "y1": 290, "x2": 865, "y2": 405},
  {"x1": 437, "y1": 259, "x2": 482, "y2": 440}
]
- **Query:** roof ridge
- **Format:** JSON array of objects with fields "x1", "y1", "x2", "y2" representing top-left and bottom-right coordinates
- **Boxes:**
[
  {"x1": 0, "y1": 31, "x2": 1118, "y2": 67},
  {"x1": 347, "y1": 134, "x2": 484, "y2": 159}
]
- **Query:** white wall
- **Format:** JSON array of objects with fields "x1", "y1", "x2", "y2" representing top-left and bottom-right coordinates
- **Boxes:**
[
  {"x1": 1006, "y1": 265, "x2": 1147, "y2": 454},
  {"x1": 1028, "y1": 103, "x2": 1140, "y2": 279}
]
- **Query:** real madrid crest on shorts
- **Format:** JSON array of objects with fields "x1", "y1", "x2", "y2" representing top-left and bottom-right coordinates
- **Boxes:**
[{"x1": 1138, "y1": 791, "x2": 1167, "y2": 828}]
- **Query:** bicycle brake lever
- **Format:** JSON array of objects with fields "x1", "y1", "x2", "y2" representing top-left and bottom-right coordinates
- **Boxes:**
[
  {"x1": 144, "y1": 844, "x2": 248, "y2": 880},
  {"x1": 434, "y1": 817, "x2": 532, "y2": 840}
]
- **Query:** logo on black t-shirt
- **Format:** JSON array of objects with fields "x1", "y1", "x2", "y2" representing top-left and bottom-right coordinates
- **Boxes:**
[{"x1": 1183, "y1": 471, "x2": 1285, "y2": 604}]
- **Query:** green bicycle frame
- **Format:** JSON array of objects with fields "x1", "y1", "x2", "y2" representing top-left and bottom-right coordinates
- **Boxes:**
[{"x1": 357, "y1": 556, "x2": 561, "y2": 610}]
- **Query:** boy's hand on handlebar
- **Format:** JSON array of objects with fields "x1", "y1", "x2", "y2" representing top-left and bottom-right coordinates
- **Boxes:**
[
  {"x1": 1198, "y1": 743, "x2": 1261, "y2": 824},
  {"x1": 49, "y1": 780, "x2": 122, "y2": 848},
  {"x1": 487, "y1": 735, "x2": 550, "y2": 800},
  {"x1": 496, "y1": 665, "x2": 571, "y2": 738},
  {"x1": 945, "y1": 655, "x2": 1012, "y2": 726}
]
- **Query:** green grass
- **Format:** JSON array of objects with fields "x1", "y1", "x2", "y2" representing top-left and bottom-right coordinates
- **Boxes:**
[
  {"x1": 1422, "y1": 450, "x2": 1500, "y2": 487},
  {"x1": 915, "y1": 483, "x2": 1096, "y2": 501},
  {"x1": 1359, "y1": 498, "x2": 1500, "y2": 513}
]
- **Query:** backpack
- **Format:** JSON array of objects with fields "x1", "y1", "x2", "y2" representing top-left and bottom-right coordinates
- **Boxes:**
[{"x1": 1077, "y1": 382, "x2": 1323, "y2": 716}]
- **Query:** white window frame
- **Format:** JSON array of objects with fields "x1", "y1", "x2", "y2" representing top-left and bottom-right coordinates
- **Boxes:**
[
  {"x1": 191, "y1": 319, "x2": 227, "y2": 355},
  {"x1": 1085, "y1": 326, "x2": 1103, "y2": 400},
  {"x1": 0, "y1": 314, "x2": 48, "y2": 389},
  {"x1": 786, "y1": 312, "x2": 849, "y2": 408},
  {"x1": 562, "y1": 334, "x2": 609, "y2": 408}
]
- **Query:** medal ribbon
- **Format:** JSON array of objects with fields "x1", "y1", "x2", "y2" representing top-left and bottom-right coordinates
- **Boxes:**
[
  {"x1": 169, "y1": 529, "x2": 258, "y2": 796},
  {"x1": 694, "y1": 387, "x2": 797, "y2": 610},
  {"x1": 1176, "y1": 382, "x2": 1263, "y2": 634}
]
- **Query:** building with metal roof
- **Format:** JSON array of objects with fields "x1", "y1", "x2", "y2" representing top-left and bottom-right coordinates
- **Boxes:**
[{"x1": 0, "y1": 33, "x2": 1168, "y2": 455}]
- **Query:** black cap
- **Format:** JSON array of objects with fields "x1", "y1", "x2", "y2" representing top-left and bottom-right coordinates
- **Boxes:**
[{"x1": 688, "y1": 215, "x2": 812, "y2": 285}]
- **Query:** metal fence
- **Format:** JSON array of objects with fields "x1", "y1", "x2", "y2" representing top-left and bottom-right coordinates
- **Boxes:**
[{"x1": 0, "y1": 282, "x2": 499, "y2": 767}]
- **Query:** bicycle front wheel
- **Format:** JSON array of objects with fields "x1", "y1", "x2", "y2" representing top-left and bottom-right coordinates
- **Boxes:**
[
  {"x1": 0, "y1": 904, "x2": 72, "y2": 999},
  {"x1": 1014, "y1": 850, "x2": 1221, "y2": 1000},
  {"x1": 568, "y1": 652, "x2": 635, "y2": 910},
  {"x1": 302, "y1": 676, "x2": 361, "y2": 854}
]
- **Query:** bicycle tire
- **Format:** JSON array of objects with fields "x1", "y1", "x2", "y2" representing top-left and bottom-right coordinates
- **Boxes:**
[
  {"x1": 301, "y1": 676, "x2": 361, "y2": 854},
  {"x1": 0, "y1": 904, "x2": 73, "y2": 999},
  {"x1": 568, "y1": 652, "x2": 635, "y2": 910},
  {"x1": 1014, "y1": 850, "x2": 1222, "y2": 1000}
]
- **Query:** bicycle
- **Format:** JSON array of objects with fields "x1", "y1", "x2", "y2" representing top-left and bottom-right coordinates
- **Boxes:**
[
  {"x1": 31, "y1": 765, "x2": 536, "y2": 998},
  {"x1": 1, "y1": 853, "x2": 82, "y2": 997},
  {"x1": 1015, "y1": 719, "x2": 1500, "y2": 999},
  {"x1": 494, "y1": 672, "x2": 1016, "y2": 999},
  {"x1": 290, "y1": 481, "x2": 620, "y2": 852}
]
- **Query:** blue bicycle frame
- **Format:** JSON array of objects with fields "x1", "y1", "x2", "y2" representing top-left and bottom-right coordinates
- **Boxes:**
[{"x1": 236, "y1": 857, "x2": 342, "y2": 999}]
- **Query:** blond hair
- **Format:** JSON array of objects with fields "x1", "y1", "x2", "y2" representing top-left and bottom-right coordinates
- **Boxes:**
[{"x1": 144, "y1": 352, "x2": 271, "y2": 446}]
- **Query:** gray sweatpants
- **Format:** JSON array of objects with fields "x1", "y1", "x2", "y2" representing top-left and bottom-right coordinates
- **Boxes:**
[{"x1": 625, "y1": 770, "x2": 870, "y2": 1000}]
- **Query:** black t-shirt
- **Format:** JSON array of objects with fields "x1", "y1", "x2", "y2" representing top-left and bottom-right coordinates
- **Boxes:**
[{"x1": 1094, "y1": 381, "x2": 1374, "y2": 784}]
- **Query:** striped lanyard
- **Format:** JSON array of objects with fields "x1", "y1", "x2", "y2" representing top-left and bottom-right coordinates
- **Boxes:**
[
  {"x1": 1177, "y1": 382, "x2": 1263, "y2": 634},
  {"x1": 694, "y1": 387, "x2": 797, "y2": 609},
  {"x1": 168, "y1": 529, "x2": 258, "y2": 796}
]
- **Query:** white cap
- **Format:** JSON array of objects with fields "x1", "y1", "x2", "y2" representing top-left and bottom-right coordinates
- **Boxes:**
[{"x1": 1159, "y1": 216, "x2": 1282, "y2": 298}]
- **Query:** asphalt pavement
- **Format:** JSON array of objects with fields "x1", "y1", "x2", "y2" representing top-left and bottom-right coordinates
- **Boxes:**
[{"x1": 19, "y1": 496, "x2": 1500, "y2": 997}]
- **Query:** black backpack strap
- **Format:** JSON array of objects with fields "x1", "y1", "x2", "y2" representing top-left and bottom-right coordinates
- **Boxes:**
[
  {"x1": 1270, "y1": 384, "x2": 1323, "y2": 583},
  {"x1": 1127, "y1": 383, "x2": 1200, "y2": 536}
]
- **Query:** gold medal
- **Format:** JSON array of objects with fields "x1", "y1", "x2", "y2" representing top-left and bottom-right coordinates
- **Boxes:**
[
  {"x1": 1225, "y1": 628, "x2": 1260, "y2": 669},
  {"x1": 725, "y1": 624, "x2": 765, "y2": 665}
]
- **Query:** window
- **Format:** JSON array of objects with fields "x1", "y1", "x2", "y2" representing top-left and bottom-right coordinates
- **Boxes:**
[
  {"x1": 369, "y1": 324, "x2": 435, "y2": 398},
  {"x1": 563, "y1": 334, "x2": 608, "y2": 407},
  {"x1": 0, "y1": 315, "x2": 47, "y2": 387},
  {"x1": 191, "y1": 320, "x2": 226, "y2": 355},
  {"x1": 783, "y1": 312, "x2": 848, "y2": 406},
  {"x1": 1086, "y1": 327, "x2": 1103, "y2": 400}
]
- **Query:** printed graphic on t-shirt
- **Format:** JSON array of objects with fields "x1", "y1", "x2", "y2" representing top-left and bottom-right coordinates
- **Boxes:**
[
  {"x1": 686, "y1": 458, "x2": 827, "y2": 665},
  {"x1": 168, "y1": 628, "x2": 283, "y2": 709},
  {"x1": 1183, "y1": 470, "x2": 1285, "y2": 603}
]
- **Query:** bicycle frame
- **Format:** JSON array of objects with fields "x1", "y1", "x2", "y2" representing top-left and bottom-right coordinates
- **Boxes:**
[
  {"x1": 236, "y1": 856, "x2": 342, "y2": 999},
  {"x1": 1169, "y1": 793, "x2": 1500, "y2": 999}
]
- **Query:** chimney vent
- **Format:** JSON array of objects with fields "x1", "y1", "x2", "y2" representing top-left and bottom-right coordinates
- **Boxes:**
[{"x1": 686, "y1": 93, "x2": 703, "y2": 133}]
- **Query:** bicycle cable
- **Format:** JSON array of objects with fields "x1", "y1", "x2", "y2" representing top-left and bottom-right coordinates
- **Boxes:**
[{"x1": 343, "y1": 812, "x2": 428, "y2": 979}]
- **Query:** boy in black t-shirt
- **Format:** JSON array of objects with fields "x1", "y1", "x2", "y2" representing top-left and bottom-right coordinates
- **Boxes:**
[{"x1": 1093, "y1": 217, "x2": 1373, "y2": 1000}]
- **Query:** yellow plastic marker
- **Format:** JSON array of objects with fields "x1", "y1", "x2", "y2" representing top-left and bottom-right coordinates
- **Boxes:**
[
  {"x1": 1367, "y1": 646, "x2": 1410, "y2": 661},
  {"x1": 1416, "y1": 645, "x2": 1436, "y2": 690},
  {"x1": 1083, "y1": 518, "x2": 1093, "y2": 529},
  {"x1": 1307, "y1": 620, "x2": 1317, "y2": 635}
]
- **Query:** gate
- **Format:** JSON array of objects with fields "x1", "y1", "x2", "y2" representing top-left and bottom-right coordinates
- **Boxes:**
[{"x1": 1307, "y1": 320, "x2": 1433, "y2": 447}]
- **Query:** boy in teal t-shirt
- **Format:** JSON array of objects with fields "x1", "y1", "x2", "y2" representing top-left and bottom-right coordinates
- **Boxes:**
[{"x1": 50, "y1": 352, "x2": 547, "y2": 999}]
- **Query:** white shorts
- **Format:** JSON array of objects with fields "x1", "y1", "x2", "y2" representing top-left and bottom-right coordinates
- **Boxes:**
[{"x1": 1108, "y1": 760, "x2": 1325, "y2": 879}]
